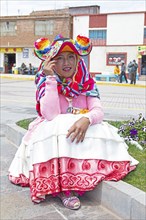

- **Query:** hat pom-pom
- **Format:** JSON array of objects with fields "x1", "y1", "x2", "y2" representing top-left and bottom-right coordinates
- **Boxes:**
[
  {"x1": 34, "y1": 38, "x2": 51, "y2": 54},
  {"x1": 75, "y1": 35, "x2": 90, "y2": 50}
]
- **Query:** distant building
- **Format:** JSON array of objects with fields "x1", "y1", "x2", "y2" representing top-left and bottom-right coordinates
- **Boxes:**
[
  {"x1": 0, "y1": 8, "x2": 73, "y2": 73},
  {"x1": 73, "y1": 11, "x2": 146, "y2": 78},
  {"x1": 0, "y1": 5, "x2": 146, "y2": 78}
]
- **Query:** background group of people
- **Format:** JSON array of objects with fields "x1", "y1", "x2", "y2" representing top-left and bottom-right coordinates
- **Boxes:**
[
  {"x1": 114, "y1": 60, "x2": 138, "y2": 84},
  {"x1": 20, "y1": 63, "x2": 35, "y2": 75}
]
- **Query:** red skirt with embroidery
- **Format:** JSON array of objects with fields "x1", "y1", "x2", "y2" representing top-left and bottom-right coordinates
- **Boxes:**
[{"x1": 9, "y1": 157, "x2": 136, "y2": 203}]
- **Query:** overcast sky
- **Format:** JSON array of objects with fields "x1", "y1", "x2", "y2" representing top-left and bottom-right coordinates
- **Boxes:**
[{"x1": 0, "y1": 0, "x2": 145, "y2": 16}]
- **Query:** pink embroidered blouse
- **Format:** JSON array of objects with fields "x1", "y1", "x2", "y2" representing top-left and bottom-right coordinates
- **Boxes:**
[{"x1": 40, "y1": 76, "x2": 104, "y2": 125}]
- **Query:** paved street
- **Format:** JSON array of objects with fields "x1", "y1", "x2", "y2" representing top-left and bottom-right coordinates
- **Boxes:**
[
  {"x1": 97, "y1": 83, "x2": 146, "y2": 121},
  {"x1": 1, "y1": 78, "x2": 145, "y2": 125},
  {"x1": 1, "y1": 78, "x2": 36, "y2": 124}
]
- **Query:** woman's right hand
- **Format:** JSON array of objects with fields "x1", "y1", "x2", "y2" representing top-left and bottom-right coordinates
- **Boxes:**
[{"x1": 43, "y1": 56, "x2": 56, "y2": 76}]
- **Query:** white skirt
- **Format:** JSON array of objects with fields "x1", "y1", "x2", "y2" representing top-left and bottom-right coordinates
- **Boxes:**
[{"x1": 9, "y1": 114, "x2": 138, "y2": 178}]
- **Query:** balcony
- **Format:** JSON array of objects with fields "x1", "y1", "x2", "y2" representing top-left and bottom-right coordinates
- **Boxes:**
[{"x1": 91, "y1": 39, "x2": 106, "y2": 46}]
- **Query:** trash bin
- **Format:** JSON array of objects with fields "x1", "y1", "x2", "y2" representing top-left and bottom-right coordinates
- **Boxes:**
[{"x1": 14, "y1": 68, "x2": 18, "y2": 74}]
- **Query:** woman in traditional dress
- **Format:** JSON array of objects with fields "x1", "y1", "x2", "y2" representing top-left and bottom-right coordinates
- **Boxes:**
[{"x1": 8, "y1": 34, "x2": 138, "y2": 210}]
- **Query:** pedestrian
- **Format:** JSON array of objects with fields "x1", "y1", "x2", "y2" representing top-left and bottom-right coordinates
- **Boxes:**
[
  {"x1": 114, "y1": 64, "x2": 120, "y2": 82},
  {"x1": 20, "y1": 62, "x2": 28, "y2": 74},
  {"x1": 8, "y1": 34, "x2": 138, "y2": 210},
  {"x1": 119, "y1": 61, "x2": 128, "y2": 83},
  {"x1": 127, "y1": 61, "x2": 132, "y2": 79},
  {"x1": 28, "y1": 63, "x2": 34, "y2": 75},
  {"x1": 129, "y1": 60, "x2": 138, "y2": 84}
]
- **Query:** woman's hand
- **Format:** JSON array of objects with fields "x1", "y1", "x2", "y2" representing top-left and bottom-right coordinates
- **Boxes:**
[
  {"x1": 66, "y1": 117, "x2": 90, "y2": 143},
  {"x1": 43, "y1": 56, "x2": 56, "y2": 76}
]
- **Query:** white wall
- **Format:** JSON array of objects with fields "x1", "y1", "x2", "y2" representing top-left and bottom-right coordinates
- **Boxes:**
[
  {"x1": 107, "y1": 13, "x2": 144, "y2": 45},
  {"x1": 90, "y1": 46, "x2": 139, "y2": 74},
  {"x1": 73, "y1": 16, "x2": 89, "y2": 39},
  {"x1": 0, "y1": 53, "x2": 4, "y2": 68},
  {"x1": 17, "y1": 48, "x2": 41, "y2": 68}
]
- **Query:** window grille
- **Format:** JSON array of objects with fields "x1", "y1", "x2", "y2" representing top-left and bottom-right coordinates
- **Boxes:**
[
  {"x1": 0, "y1": 21, "x2": 16, "y2": 36},
  {"x1": 35, "y1": 20, "x2": 54, "y2": 36}
]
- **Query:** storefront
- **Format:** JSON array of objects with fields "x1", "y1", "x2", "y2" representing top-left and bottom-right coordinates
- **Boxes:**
[
  {"x1": 0, "y1": 48, "x2": 22, "y2": 73},
  {"x1": 137, "y1": 46, "x2": 146, "y2": 75}
]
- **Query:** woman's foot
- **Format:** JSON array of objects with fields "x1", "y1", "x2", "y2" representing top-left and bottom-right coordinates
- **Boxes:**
[{"x1": 58, "y1": 193, "x2": 81, "y2": 210}]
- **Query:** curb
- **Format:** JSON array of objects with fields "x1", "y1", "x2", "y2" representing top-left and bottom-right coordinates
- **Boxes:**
[
  {"x1": 1, "y1": 73, "x2": 146, "y2": 88},
  {"x1": 4, "y1": 122, "x2": 146, "y2": 220},
  {"x1": 0, "y1": 74, "x2": 35, "y2": 81},
  {"x1": 96, "y1": 81, "x2": 146, "y2": 88}
]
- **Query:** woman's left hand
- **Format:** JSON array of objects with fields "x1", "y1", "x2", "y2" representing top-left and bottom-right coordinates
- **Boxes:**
[{"x1": 66, "y1": 117, "x2": 90, "y2": 143}]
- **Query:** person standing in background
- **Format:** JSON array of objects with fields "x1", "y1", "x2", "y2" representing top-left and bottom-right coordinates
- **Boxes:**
[
  {"x1": 28, "y1": 63, "x2": 34, "y2": 75},
  {"x1": 127, "y1": 61, "x2": 132, "y2": 79},
  {"x1": 129, "y1": 60, "x2": 138, "y2": 85},
  {"x1": 114, "y1": 64, "x2": 120, "y2": 82},
  {"x1": 119, "y1": 61, "x2": 128, "y2": 83}
]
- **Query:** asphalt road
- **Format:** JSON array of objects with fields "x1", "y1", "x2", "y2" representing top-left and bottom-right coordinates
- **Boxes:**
[{"x1": 1, "y1": 78, "x2": 146, "y2": 125}]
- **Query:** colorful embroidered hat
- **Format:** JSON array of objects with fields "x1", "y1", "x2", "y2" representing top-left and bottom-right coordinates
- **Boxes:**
[{"x1": 34, "y1": 34, "x2": 92, "y2": 60}]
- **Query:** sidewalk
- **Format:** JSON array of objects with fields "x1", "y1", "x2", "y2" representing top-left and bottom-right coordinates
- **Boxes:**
[
  {"x1": 1, "y1": 73, "x2": 146, "y2": 220},
  {"x1": 0, "y1": 73, "x2": 146, "y2": 88}
]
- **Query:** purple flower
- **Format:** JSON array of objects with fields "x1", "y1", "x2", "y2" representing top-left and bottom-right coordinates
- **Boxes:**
[
  {"x1": 130, "y1": 128, "x2": 138, "y2": 137},
  {"x1": 128, "y1": 122, "x2": 135, "y2": 127}
]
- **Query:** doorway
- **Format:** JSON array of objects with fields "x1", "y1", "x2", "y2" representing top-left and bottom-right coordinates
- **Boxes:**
[
  {"x1": 4, "y1": 53, "x2": 16, "y2": 73},
  {"x1": 141, "y1": 55, "x2": 146, "y2": 75}
]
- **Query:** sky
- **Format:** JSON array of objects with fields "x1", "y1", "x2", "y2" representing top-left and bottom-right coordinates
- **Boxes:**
[{"x1": 0, "y1": 0, "x2": 146, "y2": 16}]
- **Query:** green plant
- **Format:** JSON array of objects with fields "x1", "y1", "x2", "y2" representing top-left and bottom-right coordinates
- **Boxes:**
[{"x1": 118, "y1": 113, "x2": 146, "y2": 150}]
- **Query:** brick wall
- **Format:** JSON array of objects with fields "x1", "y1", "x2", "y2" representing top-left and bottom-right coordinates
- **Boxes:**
[{"x1": 0, "y1": 13, "x2": 72, "y2": 47}]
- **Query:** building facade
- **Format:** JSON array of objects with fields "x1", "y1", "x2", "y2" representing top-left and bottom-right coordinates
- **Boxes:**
[
  {"x1": 0, "y1": 8, "x2": 72, "y2": 73},
  {"x1": 0, "y1": 6, "x2": 146, "y2": 78},
  {"x1": 73, "y1": 11, "x2": 146, "y2": 77}
]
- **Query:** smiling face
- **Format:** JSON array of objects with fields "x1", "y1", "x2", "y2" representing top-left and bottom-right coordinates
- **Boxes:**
[{"x1": 53, "y1": 51, "x2": 78, "y2": 79}]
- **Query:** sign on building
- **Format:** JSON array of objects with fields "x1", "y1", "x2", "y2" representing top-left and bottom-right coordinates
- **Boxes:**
[{"x1": 23, "y1": 48, "x2": 29, "y2": 58}]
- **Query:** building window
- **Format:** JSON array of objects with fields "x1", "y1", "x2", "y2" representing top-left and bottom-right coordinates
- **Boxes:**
[
  {"x1": 89, "y1": 29, "x2": 106, "y2": 45},
  {"x1": 35, "y1": 20, "x2": 54, "y2": 36},
  {"x1": 0, "y1": 21, "x2": 16, "y2": 36}
]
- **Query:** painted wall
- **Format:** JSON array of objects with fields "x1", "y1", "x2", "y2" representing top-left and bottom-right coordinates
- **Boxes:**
[
  {"x1": 73, "y1": 13, "x2": 144, "y2": 75},
  {"x1": 90, "y1": 46, "x2": 138, "y2": 74},
  {"x1": 107, "y1": 13, "x2": 144, "y2": 45},
  {"x1": 73, "y1": 16, "x2": 89, "y2": 39},
  {"x1": 17, "y1": 48, "x2": 41, "y2": 68}
]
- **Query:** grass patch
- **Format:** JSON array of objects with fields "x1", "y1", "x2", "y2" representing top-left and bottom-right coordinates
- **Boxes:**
[
  {"x1": 16, "y1": 118, "x2": 35, "y2": 130},
  {"x1": 16, "y1": 118, "x2": 146, "y2": 192}
]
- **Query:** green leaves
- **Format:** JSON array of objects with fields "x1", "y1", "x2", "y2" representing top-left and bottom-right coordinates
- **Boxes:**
[{"x1": 118, "y1": 113, "x2": 146, "y2": 149}]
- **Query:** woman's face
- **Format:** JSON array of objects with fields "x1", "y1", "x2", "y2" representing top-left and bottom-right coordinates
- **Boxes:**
[{"x1": 53, "y1": 51, "x2": 78, "y2": 78}]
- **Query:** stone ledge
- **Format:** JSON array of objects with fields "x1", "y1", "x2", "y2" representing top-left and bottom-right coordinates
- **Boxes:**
[{"x1": 86, "y1": 181, "x2": 146, "y2": 220}]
